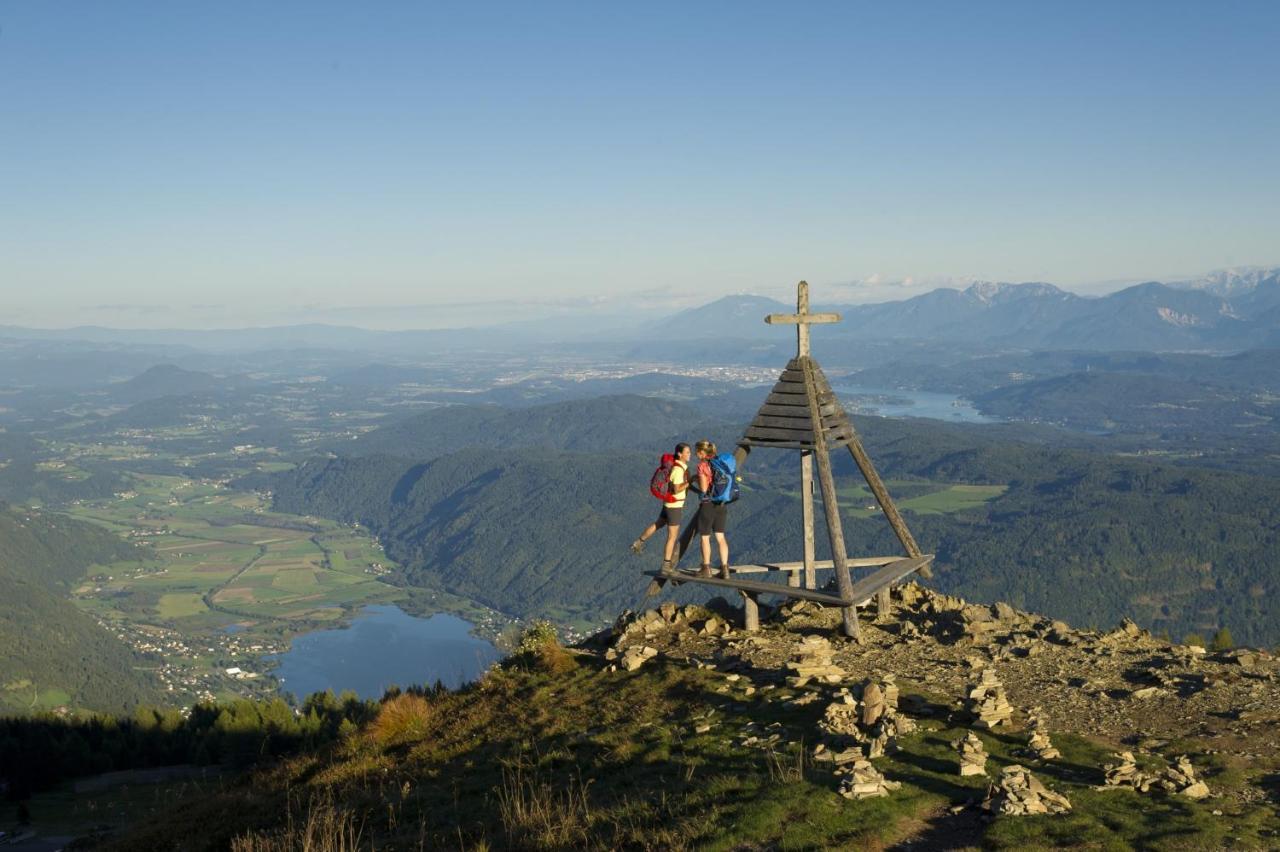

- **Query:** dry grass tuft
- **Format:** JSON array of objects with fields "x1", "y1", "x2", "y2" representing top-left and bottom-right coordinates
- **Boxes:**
[
  {"x1": 369, "y1": 692, "x2": 435, "y2": 747},
  {"x1": 496, "y1": 759, "x2": 593, "y2": 848},
  {"x1": 513, "y1": 620, "x2": 577, "y2": 674},
  {"x1": 230, "y1": 790, "x2": 363, "y2": 852}
]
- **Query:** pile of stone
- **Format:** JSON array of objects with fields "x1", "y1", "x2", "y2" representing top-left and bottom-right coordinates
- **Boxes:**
[
  {"x1": 1159, "y1": 755, "x2": 1210, "y2": 799},
  {"x1": 953, "y1": 732, "x2": 988, "y2": 776},
  {"x1": 1048, "y1": 620, "x2": 1083, "y2": 646},
  {"x1": 965, "y1": 666, "x2": 1013, "y2": 729},
  {"x1": 835, "y1": 759, "x2": 901, "y2": 800},
  {"x1": 1102, "y1": 751, "x2": 1155, "y2": 792},
  {"x1": 618, "y1": 645, "x2": 658, "y2": 672},
  {"x1": 895, "y1": 581, "x2": 926, "y2": 608},
  {"x1": 818, "y1": 689, "x2": 864, "y2": 741},
  {"x1": 860, "y1": 680, "x2": 886, "y2": 726},
  {"x1": 959, "y1": 604, "x2": 1000, "y2": 643},
  {"x1": 1026, "y1": 708, "x2": 1061, "y2": 760},
  {"x1": 983, "y1": 765, "x2": 1072, "y2": 815},
  {"x1": 786, "y1": 635, "x2": 846, "y2": 687}
]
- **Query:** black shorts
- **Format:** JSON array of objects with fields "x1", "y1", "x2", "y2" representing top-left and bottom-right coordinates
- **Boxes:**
[
  {"x1": 655, "y1": 505, "x2": 683, "y2": 527},
  {"x1": 696, "y1": 502, "x2": 727, "y2": 535}
]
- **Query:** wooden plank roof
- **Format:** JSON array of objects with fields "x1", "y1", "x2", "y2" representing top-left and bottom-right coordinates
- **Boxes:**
[{"x1": 738, "y1": 356, "x2": 856, "y2": 451}]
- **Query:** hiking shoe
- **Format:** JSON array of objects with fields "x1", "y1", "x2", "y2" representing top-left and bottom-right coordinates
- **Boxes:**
[
  {"x1": 719, "y1": 564, "x2": 731, "y2": 579},
  {"x1": 659, "y1": 560, "x2": 675, "y2": 575},
  {"x1": 698, "y1": 563, "x2": 713, "y2": 578},
  {"x1": 630, "y1": 539, "x2": 646, "y2": 555}
]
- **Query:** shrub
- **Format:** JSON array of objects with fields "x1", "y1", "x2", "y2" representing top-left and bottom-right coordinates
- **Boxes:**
[
  {"x1": 513, "y1": 620, "x2": 575, "y2": 674},
  {"x1": 369, "y1": 693, "x2": 434, "y2": 747},
  {"x1": 1210, "y1": 627, "x2": 1234, "y2": 651},
  {"x1": 1182, "y1": 632, "x2": 1206, "y2": 649}
]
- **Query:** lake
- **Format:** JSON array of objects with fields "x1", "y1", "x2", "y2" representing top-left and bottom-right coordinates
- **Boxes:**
[
  {"x1": 832, "y1": 385, "x2": 996, "y2": 423},
  {"x1": 270, "y1": 604, "x2": 501, "y2": 700}
]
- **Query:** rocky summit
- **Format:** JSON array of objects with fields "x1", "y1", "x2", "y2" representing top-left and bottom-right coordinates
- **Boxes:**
[
  {"x1": 605, "y1": 581, "x2": 1280, "y2": 825},
  {"x1": 86, "y1": 581, "x2": 1280, "y2": 849}
]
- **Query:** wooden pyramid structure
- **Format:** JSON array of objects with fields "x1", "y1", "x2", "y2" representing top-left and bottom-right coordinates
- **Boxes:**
[{"x1": 653, "y1": 281, "x2": 934, "y2": 640}]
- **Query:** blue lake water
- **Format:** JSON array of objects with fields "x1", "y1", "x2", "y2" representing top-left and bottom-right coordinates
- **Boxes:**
[
  {"x1": 270, "y1": 605, "x2": 501, "y2": 700},
  {"x1": 832, "y1": 385, "x2": 997, "y2": 424}
]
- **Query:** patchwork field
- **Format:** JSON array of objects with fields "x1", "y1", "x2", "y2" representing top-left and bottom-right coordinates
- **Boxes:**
[
  {"x1": 829, "y1": 479, "x2": 1008, "y2": 517},
  {"x1": 64, "y1": 472, "x2": 404, "y2": 702}
]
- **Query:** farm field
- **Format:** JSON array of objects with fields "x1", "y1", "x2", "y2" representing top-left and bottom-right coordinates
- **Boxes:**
[
  {"x1": 828, "y1": 479, "x2": 1008, "y2": 517},
  {"x1": 64, "y1": 472, "x2": 404, "y2": 703}
]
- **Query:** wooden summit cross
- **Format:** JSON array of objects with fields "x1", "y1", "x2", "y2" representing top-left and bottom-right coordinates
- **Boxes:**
[{"x1": 647, "y1": 281, "x2": 934, "y2": 640}]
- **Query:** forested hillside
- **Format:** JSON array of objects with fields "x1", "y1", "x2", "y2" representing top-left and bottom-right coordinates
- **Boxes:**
[
  {"x1": 342, "y1": 394, "x2": 730, "y2": 459},
  {"x1": 266, "y1": 406, "x2": 1280, "y2": 646},
  {"x1": 0, "y1": 504, "x2": 158, "y2": 714}
]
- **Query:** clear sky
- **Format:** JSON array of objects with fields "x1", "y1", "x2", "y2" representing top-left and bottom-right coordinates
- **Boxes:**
[{"x1": 2, "y1": 2, "x2": 1278, "y2": 328}]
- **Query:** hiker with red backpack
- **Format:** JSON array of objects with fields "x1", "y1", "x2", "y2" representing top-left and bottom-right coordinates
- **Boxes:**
[
  {"x1": 630, "y1": 442, "x2": 692, "y2": 574},
  {"x1": 691, "y1": 439, "x2": 740, "y2": 579}
]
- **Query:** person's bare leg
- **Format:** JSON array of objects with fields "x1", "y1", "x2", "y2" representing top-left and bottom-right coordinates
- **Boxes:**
[
  {"x1": 716, "y1": 533, "x2": 729, "y2": 568},
  {"x1": 632, "y1": 521, "x2": 660, "y2": 554},
  {"x1": 663, "y1": 524, "x2": 680, "y2": 562},
  {"x1": 700, "y1": 535, "x2": 713, "y2": 572}
]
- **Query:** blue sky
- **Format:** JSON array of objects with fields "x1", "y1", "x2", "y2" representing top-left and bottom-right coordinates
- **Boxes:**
[{"x1": 2, "y1": 2, "x2": 1278, "y2": 328}]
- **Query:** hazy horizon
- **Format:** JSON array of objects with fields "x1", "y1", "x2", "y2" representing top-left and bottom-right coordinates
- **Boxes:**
[{"x1": 2, "y1": 264, "x2": 1275, "y2": 332}]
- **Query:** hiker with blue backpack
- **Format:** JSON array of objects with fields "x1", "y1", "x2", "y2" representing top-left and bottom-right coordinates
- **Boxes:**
[
  {"x1": 630, "y1": 442, "x2": 692, "y2": 574},
  {"x1": 692, "y1": 440, "x2": 740, "y2": 579}
]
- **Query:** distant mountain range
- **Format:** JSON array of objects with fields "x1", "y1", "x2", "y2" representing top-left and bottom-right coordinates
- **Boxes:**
[
  {"x1": 808, "y1": 267, "x2": 1280, "y2": 352},
  {"x1": 2, "y1": 267, "x2": 1277, "y2": 355}
]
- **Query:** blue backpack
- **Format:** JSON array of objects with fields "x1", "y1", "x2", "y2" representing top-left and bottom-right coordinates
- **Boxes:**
[{"x1": 708, "y1": 453, "x2": 740, "y2": 504}]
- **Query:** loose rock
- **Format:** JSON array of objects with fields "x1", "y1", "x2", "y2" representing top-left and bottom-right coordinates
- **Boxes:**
[
  {"x1": 983, "y1": 765, "x2": 1072, "y2": 815},
  {"x1": 1160, "y1": 755, "x2": 1210, "y2": 799},
  {"x1": 1103, "y1": 751, "x2": 1155, "y2": 792},
  {"x1": 836, "y1": 758, "x2": 901, "y2": 799}
]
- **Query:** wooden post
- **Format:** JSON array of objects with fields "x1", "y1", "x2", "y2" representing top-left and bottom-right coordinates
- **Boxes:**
[
  {"x1": 742, "y1": 591, "x2": 759, "y2": 632},
  {"x1": 802, "y1": 357, "x2": 860, "y2": 641},
  {"x1": 844, "y1": 439, "x2": 932, "y2": 580},
  {"x1": 800, "y1": 450, "x2": 815, "y2": 589}
]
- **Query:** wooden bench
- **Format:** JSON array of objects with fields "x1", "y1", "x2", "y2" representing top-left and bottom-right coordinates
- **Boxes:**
[{"x1": 644, "y1": 554, "x2": 933, "y2": 632}]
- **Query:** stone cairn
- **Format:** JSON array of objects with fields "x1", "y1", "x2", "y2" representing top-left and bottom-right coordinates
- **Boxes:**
[
  {"x1": 858, "y1": 675, "x2": 914, "y2": 757},
  {"x1": 786, "y1": 635, "x2": 846, "y2": 687},
  {"x1": 1026, "y1": 707, "x2": 1061, "y2": 760},
  {"x1": 983, "y1": 765, "x2": 1072, "y2": 816},
  {"x1": 1103, "y1": 751, "x2": 1155, "y2": 792},
  {"x1": 818, "y1": 688, "x2": 863, "y2": 742},
  {"x1": 1159, "y1": 755, "x2": 1210, "y2": 799},
  {"x1": 965, "y1": 666, "x2": 1013, "y2": 729},
  {"x1": 836, "y1": 759, "x2": 901, "y2": 800},
  {"x1": 953, "y1": 732, "x2": 988, "y2": 777}
]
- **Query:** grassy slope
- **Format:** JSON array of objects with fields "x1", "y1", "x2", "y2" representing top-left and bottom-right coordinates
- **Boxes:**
[{"x1": 98, "y1": 647, "x2": 1278, "y2": 851}]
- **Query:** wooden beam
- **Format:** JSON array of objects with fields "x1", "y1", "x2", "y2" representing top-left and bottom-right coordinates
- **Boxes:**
[
  {"x1": 765, "y1": 312, "x2": 842, "y2": 325},
  {"x1": 725, "y1": 558, "x2": 901, "y2": 574},
  {"x1": 844, "y1": 438, "x2": 932, "y2": 579},
  {"x1": 801, "y1": 450, "x2": 815, "y2": 589},
  {"x1": 756, "y1": 401, "x2": 842, "y2": 418},
  {"x1": 738, "y1": 435, "x2": 855, "y2": 451},
  {"x1": 803, "y1": 356, "x2": 860, "y2": 641},
  {"x1": 846, "y1": 555, "x2": 934, "y2": 605},
  {"x1": 642, "y1": 571, "x2": 853, "y2": 606},
  {"x1": 742, "y1": 591, "x2": 760, "y2": 631}
]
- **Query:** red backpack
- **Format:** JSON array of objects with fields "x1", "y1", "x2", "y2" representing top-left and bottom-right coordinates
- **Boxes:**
[{"x1": 649, "y1": 454, "x2": 680, "y2": 502}]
